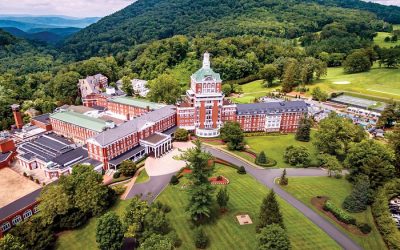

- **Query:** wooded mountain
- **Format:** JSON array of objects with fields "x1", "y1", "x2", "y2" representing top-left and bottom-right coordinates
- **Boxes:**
[
  {"x1": 63, "y1": 0, "x2": 400, "y2": 60},
  {"x1": 1, "y1": 27, "x2": 81, "y2": 44}
]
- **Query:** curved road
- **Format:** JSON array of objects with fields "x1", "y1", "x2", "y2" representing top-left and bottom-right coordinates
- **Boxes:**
[{"x1": 204, "y1": 145, "x2": 362, "y2": 250}]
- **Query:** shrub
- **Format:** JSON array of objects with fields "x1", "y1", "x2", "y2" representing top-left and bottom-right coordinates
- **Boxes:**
[
  {"x1": 256, "y1": 151, "x2": 267, "y2": 164},
  {"x1": 323, "y1": 200, "x2": 356, "y2": 225},
  {"x1": 119, "y1": 160, "x2": 137, "y2": 177},
  {"x1": 237, "y1": 166, "x2": 246, "y2": 174},
  {"x1": 111, "y1": 185, "x2": 126, "y2": 195},
  {"x1": 175, "y1": 128, "x2": 189, "y2": 141},
  {"x1": 113, "y1": 171, "x2": 121, "y2": 179},
  {"x1": 283, "y1": 145, "x2": 310, "y2": 168},
  {"x1": 170, "y1": 175, "x2": 179, "y2": 185},
  {"x1": 357, "y1": 222, "x2": 372, "y2": 234},
  {"x1": 35, "y1": 179, "x2": 40, "y2": 184},
  {"x1": 216, "y1": 176, "x2": 223, "y2": 181},
  {"x1": 193, "y1": 227, "x2": 208, "y2": 249}
]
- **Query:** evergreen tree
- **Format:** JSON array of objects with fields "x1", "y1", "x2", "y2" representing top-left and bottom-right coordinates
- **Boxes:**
[
  {"x1": 257, "y1": 224, "x2": 291, "y2": 250},
  {"x1": 280, "y1": 169, "x2": 288, "y2": 186},
  {"x1": 256, "y1": 151, "x2": 267, "y2": 164},
  {"x1": 96, "y1": 212, "x2": 124, "y2": 250},
  {"x1": 295, "y1": 116, "x2": 312, "y2": 142},
  {"x1": 179, "y1": 140, "x2": 214, "y2": 222},
  {"x1": 216, "y1": 187, "x2": 230, "y2": 211},
  {"x1": 193, "y1": 227, "x2": 209, "y2": 249},
  {"x1": 342, "y1": 175, "x2": 371, "y2": 213},
  {"x1": 257, "y1": 190, "x2": 284, "y2": 232}
]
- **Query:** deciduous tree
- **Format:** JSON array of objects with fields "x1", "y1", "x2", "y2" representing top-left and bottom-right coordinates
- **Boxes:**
[
  {"x1": 220, "y1": 121, "x2": 244, "y2": 150},
  {"x1": 148, "y1": 73, "x2": 181, "y2": 104},
  {"x1": 121, "y1": 76, "x2": 133, "y2": 96},
  {"x1": 0, "y1": 234, "x2": 25, "y2": 250},
  {"x1": 119, "y1": 160, "x2": 137, "y2": 177},
  {"x1": 96, "y1": 212, "x2": 124, "y2": 250},
  {"x1": 295, "y1": 116, "x2": 312, "y2": 142},
  {"x1": 283, "y1": 145, "x2": 310, "y2": 168}
]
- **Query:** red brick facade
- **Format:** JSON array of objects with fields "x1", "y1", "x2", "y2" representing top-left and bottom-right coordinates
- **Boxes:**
[
  {"x1": 0, "y1": 201, "x2": 40, "y2": 237},
  {"x1": 50, "y1": 117, "x2": 100, "y2": 144}
]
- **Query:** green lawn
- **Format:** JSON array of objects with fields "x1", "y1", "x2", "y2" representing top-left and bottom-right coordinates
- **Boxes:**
[
  {"x1": 136, "y1": 168, "x2": 149, "y2": 184},
  {"x1": 235, "y1": 132, "x2": 318, "y2": 168},
  {"x1": 231, "y1": 80, "x2": 278, "y2": 104},
  {"x1": 309, "y1": 65, "x2": 400, "y2": 100},
  {"x1": 56, "y1": 199, "x2": 130, "y2": 250},
  {"x1": 157, "y1": 164, "x2": 341, "y2": 250},
  {"x1": 234, "y1": 65, "x2": 400, "y2": 103},
  {"x1": 374, "y1": 31, "x2": 400, "y2": 48},
  {"x1": 282, "y1": 177, "x2": 387, "y2": 250}
]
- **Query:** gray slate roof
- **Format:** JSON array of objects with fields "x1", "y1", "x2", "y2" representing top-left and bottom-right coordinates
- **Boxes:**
[
  {"x1": 0, "y1": 188, "x2": 42, "y2": 220},
  {"x1": 0, "y1": 152, "x2": 12, "y2": 162},
  {"x1": 91, "y1": 105, "x2": 176, "y2": 146},
  {"x1": 31, "y1": 113, "x2": 51, "y2": 124},
  {"x1": 236, "y1": 101, "x2": 308, "y2": 115},
  {"x1": 109, "y1": 146, "x2": 145, "y2": 166}
]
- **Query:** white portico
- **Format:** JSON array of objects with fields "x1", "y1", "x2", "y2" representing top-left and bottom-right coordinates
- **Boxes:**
[{"x1": 139, "y1": 132, "x2": 173, "y2": 158}]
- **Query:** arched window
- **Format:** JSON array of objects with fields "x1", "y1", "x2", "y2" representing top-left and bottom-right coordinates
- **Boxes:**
[
  {"x1": 23, "y1": 209, "x2": 33, "y2": 219},
  {"x1": 12, "y1": 215, "x2": 22, "y2": 225},
  {"x1": 1, "y1": 222, "x2": 11, "y2": 232}
]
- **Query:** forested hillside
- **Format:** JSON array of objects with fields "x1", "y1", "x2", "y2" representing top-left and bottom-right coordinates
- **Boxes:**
[{"x1": 62, "y1": 0, "x2": 398, "y2": 60}]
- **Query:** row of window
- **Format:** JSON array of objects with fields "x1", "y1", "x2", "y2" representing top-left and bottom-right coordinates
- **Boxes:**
[{"x1": 1, "y1": 206, "x2": 39, "y2": 232}]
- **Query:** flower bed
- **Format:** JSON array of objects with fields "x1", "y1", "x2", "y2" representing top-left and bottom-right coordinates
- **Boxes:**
[{"x1": 209, "y1": 175, "x2": 229, "y2": 185}]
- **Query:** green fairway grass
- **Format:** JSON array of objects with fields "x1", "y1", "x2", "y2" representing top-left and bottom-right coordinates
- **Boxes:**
[
  {"x1": 282, "y1": 177, "x2": 387, "y2": 250},
  {"x1": 374, "y1": 32, "x2": 400, "y2": 48},
  {"x1": 56, "y1": 199, "x2": 130, "y2": 250},
  {"x1": 233, "y1": 132, "x2": 318, "y2": 168},
  {"x1": 157, "y1": 164, "x2": 341, "y2": 250},
  {"x1": 309, "y1": 66, "x2": 400, "y2": 100},
  {"x1": 234, "y1": 65, "x2": 400, "y2": 103},
  {"x1": 136, "y1": 168, "x2": 149, "y2": 184}
]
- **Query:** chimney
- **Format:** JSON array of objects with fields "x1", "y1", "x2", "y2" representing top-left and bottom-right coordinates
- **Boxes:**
[
  {"x1": 11, "y1": 104, "x2": 23, "y2": 129},
  {"x1": 202, "y1": 52, "x2": 210, "y2": 69}
]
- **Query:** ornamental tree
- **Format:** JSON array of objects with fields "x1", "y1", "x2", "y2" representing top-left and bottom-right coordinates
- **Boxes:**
[
  {"x1": 216, "y1": 186, "x2": 230, "y2": 211},
  {"x1": 220, "y1": 121, "x2": 244, "y2": 150},
  {"x1": 119, "y1": 160, "x2": 137, "y2": 177},
  {"x1": 96, "y1": 212, "x2": 124, "y2": 250},
  {"x1": 257, "y1": 190, "x2": 284, "y2": 232},
  {"x1": 283, "y1": 145, "x2": 310, "y2": 168},
  {"x1": 343, "y1": 175, "x2": 372, "y2": 213},
  {"x1": 256, "y1": 151, "x2": 267, "y2": 164},
  {"x1": 280, "y1": 169, "x2": 288, "y2": 186},
  {"x1": 139, "y1": 234, "x2": 173, "y2": 250},
  {"x1": 174, "y1": 128, "x2": 189, "y2": 141},
  {"x1": 257, "y1": 224, "x2": 291, "y2": 250}
]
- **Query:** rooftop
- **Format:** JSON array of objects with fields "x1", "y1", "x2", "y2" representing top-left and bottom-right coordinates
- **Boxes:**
[
  {"x1": 141, "y1": 133, "x2": 169, "y2": 145},
  {"x1": 109, "y1": 96, "x2": 164, "y2": 110},
  {"x1": 50, "y1": 111, "x2": 107, "y2": 132},
  {"x1": 330, "y1": 95, "x2": 386, "y2": 112},
  {"x1": 90, "y1": 105, "x2": 176, "y2": 146},
  {"x1": 192, "y1": 68, "x2": 221, "y2": 82},
  {"x1": 31, "y1": 113, "x2": 51, "y2": 125},
  {"x1": 236, "y1": 101, "x2": 308, "y2": 115},
  {"x1": 109, "y1": 145, "x2": 145, "y2": 166}
]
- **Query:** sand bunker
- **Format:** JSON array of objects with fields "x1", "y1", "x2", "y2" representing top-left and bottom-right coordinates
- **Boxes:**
[{"x1": 333, "y1": 81, "x2": 351, "y2": 85}]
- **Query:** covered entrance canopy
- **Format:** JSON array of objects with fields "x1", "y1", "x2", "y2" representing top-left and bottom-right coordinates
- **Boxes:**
[
  {"x1": 140, "y1": 132, "x2": 172, "y2": 158},
  {"x1": 108, "y1": 145, "x2": 146, "y2": 169}
]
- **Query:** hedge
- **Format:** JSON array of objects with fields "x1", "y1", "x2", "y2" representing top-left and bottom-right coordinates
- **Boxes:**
[
  {"x1": 244, "y1": 132, "x2": 287, "y2": 137},
  {"x1": 323, "y1": 200, "x2": 356, "y2": 225},
  {"x1": 371, "y1": 179, "x2": 400, "y2": 250}
]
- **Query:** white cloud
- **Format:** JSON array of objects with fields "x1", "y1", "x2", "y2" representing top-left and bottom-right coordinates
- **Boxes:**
[
  {"x1": 364, "y1": 0, "x2": 400, "y2": 6},
  {"x1": 0, "y1": 0, "x2": 135, "y2": 17}
]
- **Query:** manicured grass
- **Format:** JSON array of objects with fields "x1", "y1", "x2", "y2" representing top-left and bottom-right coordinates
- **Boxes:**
[
  {"x1": 157, "y1": 164, "x2": 341, "y2": 250},
  {"x1": 231, "y1": 80, "x2": 278, "y2": 104},
  {"x1": 309, "y1": 66, "x2": 400, "y2": 101},
  {"x1": 56, "y1": 199, "x2": 130, "y2": 250},
  {"x1": 236, "y1": 132, "x2": 318, "y2": 168},
  {"x1": 374, "y1": 31, "x2": 400, "y2": 48},
  {"x1": 136, "y1": 168, "x2": 149, "y2": 184},
  {"x1": 282, "y1": 177, "x2": 387, "y2": 250},
  {"x1": 235, "y1": 66, "x2": 400, "y2": 103}
]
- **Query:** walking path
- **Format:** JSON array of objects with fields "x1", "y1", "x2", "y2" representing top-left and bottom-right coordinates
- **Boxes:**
[{"x1": 203, "y1": 145, "x2": 362, "y2": 250}]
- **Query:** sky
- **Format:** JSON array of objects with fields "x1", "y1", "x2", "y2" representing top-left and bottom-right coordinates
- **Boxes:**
[
  {"x1": 0, "y1": 0, "x2": 136, "y2": 18},
  {"x1": 0, "y1": 0, "x2": 398, "y2": 18}
]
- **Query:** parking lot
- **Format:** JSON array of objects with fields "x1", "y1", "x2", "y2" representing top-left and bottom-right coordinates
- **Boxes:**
[{"x1": 390, "y1": 197, "x2": 400, "y2": 228}]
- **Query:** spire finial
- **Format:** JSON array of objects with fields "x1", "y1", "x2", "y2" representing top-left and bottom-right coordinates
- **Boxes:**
[{"x1": 202, "y1": 52, "x2": 210, "y2": 69}]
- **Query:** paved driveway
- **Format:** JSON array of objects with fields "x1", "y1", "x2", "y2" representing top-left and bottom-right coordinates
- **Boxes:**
[
  {"x1": 145, "y1": 141, "x2": 193, "y2": 176},
  {"x1": 204, "y1": 145, "x2": 362, "y2": 250}
]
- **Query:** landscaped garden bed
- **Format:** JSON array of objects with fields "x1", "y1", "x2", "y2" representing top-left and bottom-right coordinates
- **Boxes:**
[
  {"x1": 312, "y1": 196, "x2": 371, "y2": 236},
  {"x1": 209, "y1": 175, "x2": 229, "y2": 185}
]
